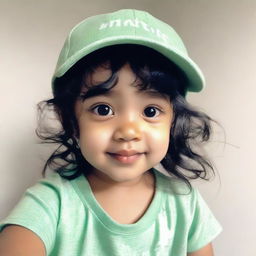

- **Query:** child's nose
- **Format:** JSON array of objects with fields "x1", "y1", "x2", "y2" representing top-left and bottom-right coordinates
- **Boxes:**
[{"x1": 113, "y1": 121, "x2": 143, "y2": 142}]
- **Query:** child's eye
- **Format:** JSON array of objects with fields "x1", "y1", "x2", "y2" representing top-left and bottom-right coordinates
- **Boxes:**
[
  {"x1": 143, "y1": 106, "x2": 161, "y2": 118},
  {"x1": 91, "y1": 104, "x2": 114, "y2": 116}
]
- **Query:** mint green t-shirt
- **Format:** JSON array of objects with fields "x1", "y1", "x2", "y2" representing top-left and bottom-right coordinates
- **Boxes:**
[{"x1": 0, "y1": 169, "x2": 222, "y2": 255}]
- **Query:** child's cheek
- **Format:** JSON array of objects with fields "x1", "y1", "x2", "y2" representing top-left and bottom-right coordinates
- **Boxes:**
[
  {"x1": 150, "y1": 124, "x2": 170, "y2": 152},
  {"x1": 78, "y1": 124, "x2": 111, "y2": 164}
]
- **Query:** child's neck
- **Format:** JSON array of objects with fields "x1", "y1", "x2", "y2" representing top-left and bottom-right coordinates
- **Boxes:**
[
  {"x1": 86, "y1": 170, "x2": 156, "y2": 224},
  {"x1": 86, "y1": 169, "x2": 155, "y2": 192}
]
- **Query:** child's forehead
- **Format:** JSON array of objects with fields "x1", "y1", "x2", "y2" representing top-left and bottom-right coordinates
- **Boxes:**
[
  {"x1": 83, "y1": 62, "x2": 139, "y2": 88},
  {"x1": 85, "y1": 62, "x2": 113, "y2": 85}
]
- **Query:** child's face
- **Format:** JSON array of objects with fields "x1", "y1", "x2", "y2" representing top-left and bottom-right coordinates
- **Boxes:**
[{"x1": 75, "y1": 63, "x2": 173, "y2": 185}]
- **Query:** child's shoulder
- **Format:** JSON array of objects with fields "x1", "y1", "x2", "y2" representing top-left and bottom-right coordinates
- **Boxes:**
[
  {"x1": 41, "y1": 171, "x2": 70, "y2": 186},
  {"x1": 155, "y1": 169, "x2": 192, "y2": 195},
  {"x1": 154, "y1": 169, "x2": 214, "y2": 221},
  {"x1": 154, "y1": 169, "x2": 201, "y2": 207},
  {"x1": 26, "y1": 171, "x2": 76, "y2": 201}
]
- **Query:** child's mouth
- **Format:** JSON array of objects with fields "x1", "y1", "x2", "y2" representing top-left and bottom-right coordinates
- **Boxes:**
[{"x1": 107, "y1": 152, "x2": 144, "y2": 164}]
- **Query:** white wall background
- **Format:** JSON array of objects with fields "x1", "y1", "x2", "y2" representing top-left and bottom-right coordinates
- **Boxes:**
[{"x1": 1, "y1": 0, "x2": 255, "y2": 255}]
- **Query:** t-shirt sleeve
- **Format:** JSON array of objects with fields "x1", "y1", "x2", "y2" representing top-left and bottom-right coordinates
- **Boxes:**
[
  {"x1": 0, "y1": 179, "x2": 60, "y2": 255},
  {"x1": 187, "y1": 188, "x2": 223, "y2": 253}
]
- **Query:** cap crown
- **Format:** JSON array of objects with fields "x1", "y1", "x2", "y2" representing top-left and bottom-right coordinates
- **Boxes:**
[{"x1": 53, "y1": 9, "x2": 205, "y2": 92}]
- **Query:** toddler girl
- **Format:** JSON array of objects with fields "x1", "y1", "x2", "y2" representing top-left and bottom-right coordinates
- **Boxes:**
[{"x1": 0, "y1": 9, "x2": 222, "y2": 256}]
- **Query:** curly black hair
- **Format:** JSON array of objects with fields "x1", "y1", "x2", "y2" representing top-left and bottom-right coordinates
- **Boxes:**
[{"x1": 37, "y1": 44, "x2": 216, "y2": 193}]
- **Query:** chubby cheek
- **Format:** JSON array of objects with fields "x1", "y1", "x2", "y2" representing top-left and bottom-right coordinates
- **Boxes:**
[
  {"x1": 78, "y1": 121, "x2": 111, "y2": 158},
  {"x1": 148, "y1": 124, "x2": 171, "y2": 161}
]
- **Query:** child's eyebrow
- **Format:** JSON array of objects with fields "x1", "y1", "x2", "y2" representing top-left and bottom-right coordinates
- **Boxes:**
[
  {"x1": 79, "y1": 87, "x2": 111, "y2": 100},
  {"x1": 79, "y1": 87, "x2": 169, "y2": 102},
  {"x1": 140, "y1": 90, "x2": 169, "y2": 101}
]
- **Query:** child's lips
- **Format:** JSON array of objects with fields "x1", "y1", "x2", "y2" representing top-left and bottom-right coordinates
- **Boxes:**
[{"x1": 107, "y1": 150, "x2": 144, "y2": 164}]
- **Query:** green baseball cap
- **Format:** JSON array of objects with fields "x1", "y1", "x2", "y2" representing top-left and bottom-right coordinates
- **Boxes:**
[{"x1": 52, "y1": 9, "x2": 205, "y2": 92}]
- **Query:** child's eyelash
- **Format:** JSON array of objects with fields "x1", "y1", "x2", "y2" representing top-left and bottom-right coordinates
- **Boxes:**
[
  {"x1": 88, "y1": 104, "x2": 164, "y2": 118},
  {"x1": 143, "y1": 106, "x2": 164, "y2": 118},
  {"x1": 89, "y1": 103, "x2": 114, "y2": 116},
  {"x1": 147, "y1": 105, "x2": 164, "y2": 112}
]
